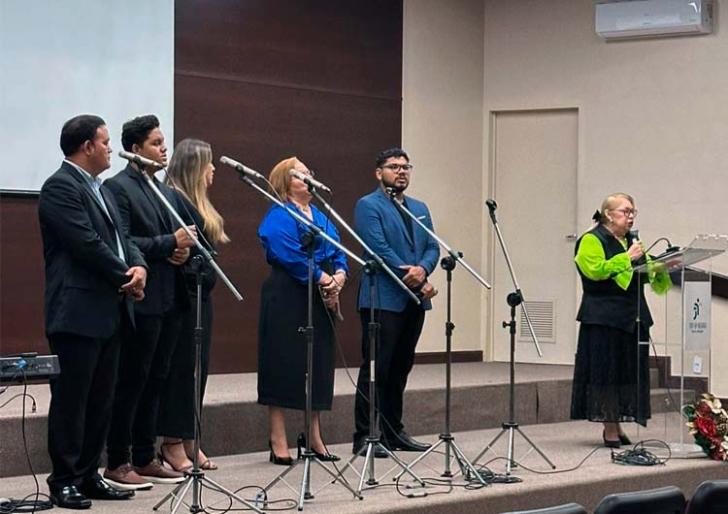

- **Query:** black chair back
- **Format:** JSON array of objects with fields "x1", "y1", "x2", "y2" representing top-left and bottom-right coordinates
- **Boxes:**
[
  {"x1": 593, "y1": 485, "x2": 685, "y2": 514},
  {"x1": 500, "y1": 503, "x2": 588, "y2": 514},
  {"x1": 686, "y1": 480, "x2": 728, "y2": 514}
]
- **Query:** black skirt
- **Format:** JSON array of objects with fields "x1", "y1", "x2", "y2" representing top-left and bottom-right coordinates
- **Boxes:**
[
  {"x1": 257, "y1": 266, "x2": 336, "y2": 411},
  {"x1": 570, "y1": 322, "x2": 651, "y2": 426}
]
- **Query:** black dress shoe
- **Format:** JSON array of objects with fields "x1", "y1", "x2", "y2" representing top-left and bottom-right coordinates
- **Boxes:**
[
  {"x1": 382, "y1": 431, "x2": 431, "y2": 452},
  {"x1": 352, "y1": 439, "x2": 388, "y2": 458},
  {"x1": 80, "y1": 477, "x2": 135, "y2": 500},
  {"x1": 50, "y1": 485, "x2": 92, "y2": 510}
]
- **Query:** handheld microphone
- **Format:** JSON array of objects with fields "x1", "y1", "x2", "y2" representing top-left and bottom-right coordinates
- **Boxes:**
[
  {"x1": 629, "y1": 229, "x2": 640, "y2": 243},
  {"x1": 219, "y1": 156, "x2": 265, "y2": 180},
  {"x1": 289, "y1": 169, "x2": 332, "y2": 193},
  {"x1": 486, "y1": 199, "x2": 498, "y2": 212},
  {"x1": 118, "y1": 150, "x2": 165, "y2": 170}
]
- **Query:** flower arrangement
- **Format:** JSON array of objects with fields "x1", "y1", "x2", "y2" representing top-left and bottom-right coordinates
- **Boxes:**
[{"x1": 683, "y1": 393, "x2": 728, "y2": 461}]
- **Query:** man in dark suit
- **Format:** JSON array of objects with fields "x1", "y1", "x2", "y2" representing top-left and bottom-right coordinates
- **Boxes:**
[
  {"x1": 103, "y1": 115, "x2": 196, "y2": 489},
  {"x1": 352, "y1": 147, "x2": 440, "y2": 456},
  {"x1": 39, "y1": 114, "x2": 148, "y2": 509}
]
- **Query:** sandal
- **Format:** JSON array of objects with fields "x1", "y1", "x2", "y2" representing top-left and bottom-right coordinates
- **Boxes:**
[
  {"x1": 159, "y1": 440, "x2": 194, "y2": 472},
  {"x1": 182, "y1": 443, "x2": 218, "y2": 471}
]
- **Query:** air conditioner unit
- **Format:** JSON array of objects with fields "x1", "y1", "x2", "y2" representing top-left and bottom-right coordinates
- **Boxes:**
[{"x1": 595, "y1": 0, "x2": 713, "y2": 40}]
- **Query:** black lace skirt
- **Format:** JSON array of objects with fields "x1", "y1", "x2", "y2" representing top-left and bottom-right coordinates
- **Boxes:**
[{"x1": 570, "y1": 322, "x2": 651, "y2": 426}]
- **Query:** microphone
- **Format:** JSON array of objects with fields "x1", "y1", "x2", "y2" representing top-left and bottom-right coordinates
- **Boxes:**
[
  {"x1": 384, "y1": 186, "x2": 398, "y2": 198},
  {"x1": 118, "y1": 150, "x2": 164, "y2": 170},
  {"x1": 219, "y1": 156, "x2": 265, "y2": 180},
  {"x1": 289, "y1": 169, "x2": 332, "y2": 193},
  {"x1": 629, "y1": 229, "x2": 640, "y2": 243},
  {"x1": 486, "y1": 199, "x2": 498, "y2": 212}
]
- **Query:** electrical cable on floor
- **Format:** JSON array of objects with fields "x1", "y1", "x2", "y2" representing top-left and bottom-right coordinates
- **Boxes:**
[
  {"x1": 611, "y1": 439, "x2": 671, "y2": 466},
  {"x1": 0, "y1": 372, "x2": 53, "y2": 513}
]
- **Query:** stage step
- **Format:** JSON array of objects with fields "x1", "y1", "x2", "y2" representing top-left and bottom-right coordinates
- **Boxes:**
[{"x1": 0, "y1": 362, "x2": 682, "y2": 478}]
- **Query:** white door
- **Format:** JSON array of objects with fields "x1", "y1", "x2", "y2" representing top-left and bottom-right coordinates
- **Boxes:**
[{"x1": 490, "y1": 109, "x2": 579, "y2": 364}]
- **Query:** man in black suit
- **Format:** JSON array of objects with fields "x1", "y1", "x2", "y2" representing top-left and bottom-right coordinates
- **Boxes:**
[
  {"x1": 39, "y1": 114, "x2": 148, "y2": 509},
  {"x1": 103, "y1": 115, "x2": 196, "y2": 489}
]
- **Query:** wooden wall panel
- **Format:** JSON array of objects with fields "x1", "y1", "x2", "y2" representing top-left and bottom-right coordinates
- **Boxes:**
[
  {"x1": 0, "y1": 196, "x2": 47, "y2": 355},
  {"x1": 0, "y1": 1, "x2": 402, "y2": 374},
  {"x1": 174, "y1": 0, "x2": 403, "y2": 372}
]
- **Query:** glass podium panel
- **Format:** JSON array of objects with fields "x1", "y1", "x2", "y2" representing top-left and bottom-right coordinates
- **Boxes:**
[{"x1": 635, "y1": 235, "x2": 727, "y2": 456}]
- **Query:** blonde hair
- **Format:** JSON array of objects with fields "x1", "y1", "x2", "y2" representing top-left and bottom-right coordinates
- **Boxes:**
[
  {"x1": 166, "y1": 138, "x2": 230, "y2": 244},
  {"x1": 598, "y1": 192, "x2": 635, "y2": 224},
  {"x1": 268, "y1": 157, "x2": 301, "y2": 201}
]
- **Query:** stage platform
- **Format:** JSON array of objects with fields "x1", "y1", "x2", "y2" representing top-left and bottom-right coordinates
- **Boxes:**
[
  {"x1": 0, "y1": 361, "x2": 680, "y2": 479},
  {"x1": 1, "y1": 415, "x2": 725, "y2": 513}
]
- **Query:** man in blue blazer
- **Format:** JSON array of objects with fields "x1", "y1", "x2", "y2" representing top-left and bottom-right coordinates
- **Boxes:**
[
  {"x1": 39, "y1": 114, "x2": 147, "y2": 508},
  {"x1": 352, "y1": 147, "x2": 439, "y2": 455}
]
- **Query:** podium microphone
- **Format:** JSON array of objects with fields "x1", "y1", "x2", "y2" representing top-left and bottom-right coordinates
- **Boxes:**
[
  {"x1": 486, "y1": 199, "x2": 498, "y2": 212},
  {"x1": 219, "y1": 156, "x2": 265, "y2": 180},
  {"x1": 289, "y1": 169, "x2": 332, "y2": 193},
  {"x1": 118, "y1": 150, "x2": 165, "y2": 170}
]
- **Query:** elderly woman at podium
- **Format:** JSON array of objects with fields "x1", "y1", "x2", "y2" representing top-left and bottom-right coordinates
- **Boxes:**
[
  {"x1": 570, "y1": 192, "x2": 671, "y2": 448},
  {"x1": 257, "y1": 157, "x2": 348, "y2": 464}
]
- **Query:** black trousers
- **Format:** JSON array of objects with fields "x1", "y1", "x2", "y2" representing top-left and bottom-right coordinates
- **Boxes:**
[
  {"x1": 158, "y1": 294, "x2": 212, "y2": 439},
  {"x1": 47, "y1": 326, "x2": 123, "y2": 491},
  {"x1": 106, "y1": 308, "x2": 183, "y2": 468},
  {"x1": 353, "y1": 302, "x2": 425, "y2": 440}
]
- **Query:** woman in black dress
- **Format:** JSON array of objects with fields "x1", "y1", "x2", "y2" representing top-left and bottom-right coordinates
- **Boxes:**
[
  {"x1": 570, "y1": 192, "x2": 670, "y2": 447},
  {"x1": 257, "y1": 157, "x2": 348, "y2": 464},
  {"x1": 158, "y1": 138, "x2": 230, "y2": 470}
]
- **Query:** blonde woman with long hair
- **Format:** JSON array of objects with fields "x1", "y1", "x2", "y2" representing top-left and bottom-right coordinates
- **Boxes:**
[{"x1": 157, "y1": 138, "x2": 229, "y2": 471}]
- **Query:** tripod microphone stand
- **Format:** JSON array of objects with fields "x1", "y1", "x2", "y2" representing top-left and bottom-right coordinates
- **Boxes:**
[
  {"x1": 116, "y1": 156, "x2": 262, "y2": 514},
  {"x1": 153, "y1": 256, "x2": 261, "y2": 514},
  {"x1": 384, "y1": 189, "x2": 489, "y2": 485},
  {"x1": 468, "y1": 199, "x2": 555, "y2": 480},
  {"x1": 231, "y1": 169, "x2": 364, "y2": 510},
  {"x1": 308, "y1": 188, "x2": 424, "y2": 494}
]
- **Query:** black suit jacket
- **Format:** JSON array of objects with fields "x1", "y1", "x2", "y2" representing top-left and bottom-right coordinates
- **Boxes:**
[
  {"x1": 38, "y1": 162, "x2": 146, "y2": 339},
  {"x1": 104, "y1": 164, "x2": 188, "y2": 316}
]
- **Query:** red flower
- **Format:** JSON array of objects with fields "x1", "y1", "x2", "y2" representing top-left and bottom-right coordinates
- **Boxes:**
[
  {"x1": 697, "y1": 401, "x2": 713, "y2": 416},
  {"x1": 695, "y1": 416, "x2": 718, "y2": 438}
]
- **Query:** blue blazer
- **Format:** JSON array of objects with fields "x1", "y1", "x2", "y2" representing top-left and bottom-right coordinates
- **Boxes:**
[{"x1": 355, "y1": 188, "x2": 439, "y2": 312}]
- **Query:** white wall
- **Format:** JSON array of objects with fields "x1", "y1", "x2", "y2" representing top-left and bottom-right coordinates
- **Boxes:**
[
  {"x1": 402, "y1": 0, "x2": 486, "y2": 354},
  {"x1": 404, "y1": 0, "x2": 728, "y2": 394}
]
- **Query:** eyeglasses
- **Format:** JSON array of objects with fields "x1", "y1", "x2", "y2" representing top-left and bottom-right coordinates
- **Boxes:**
[
  {"x1": 380, "y1": 163, "x2": 414, "y2": 172},
  {"x1": 612, "y1": 208, "x2": 638, "y2": 217}
]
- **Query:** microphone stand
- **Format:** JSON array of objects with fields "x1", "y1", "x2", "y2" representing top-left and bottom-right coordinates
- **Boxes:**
[
  {"x1": 382, "y1": 189, "x2": 489, "y2": 486},
  {"x1": 126, "y1": 166, "x2": 260, "y2": 514},
  {"x1": 308, "y1": 188, "x2": 425, "y2": 495},
  {"x1": 468, "y1": 199, "x2": 555, "y2": 481},
  {"x1": 236, "y1": 174, "x2": 364, "y2": 510}
]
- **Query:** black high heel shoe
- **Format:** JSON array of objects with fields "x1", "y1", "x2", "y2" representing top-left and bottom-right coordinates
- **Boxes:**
[
  {"x1": 297, "y1": 433, "x2": 340, "y2": 462},
  {"x1": 602, "y1": 430, "x2": 621, "y2": 449},
  {"x1": 268, "y1": 440, "x2": 293, "y2": 466},
  {"x1": 618, "y1": 432, "x2": 632, "y2": 446}
]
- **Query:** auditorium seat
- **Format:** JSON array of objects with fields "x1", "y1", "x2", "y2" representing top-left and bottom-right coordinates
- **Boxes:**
[
  {"x1": 593, "y1": 485, "x2": 685, "y2": 514},
  {"x1": 685, "y1": 479, "x2": 728, "y2": 514},
  {"x1": 500, "y1": 503, "x2": 588, "y2": 514}
]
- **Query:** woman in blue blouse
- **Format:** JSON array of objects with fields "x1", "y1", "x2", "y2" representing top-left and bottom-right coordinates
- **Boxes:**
[{"x1": 258, "y1": 157, "x2": 348, "y2": 464}]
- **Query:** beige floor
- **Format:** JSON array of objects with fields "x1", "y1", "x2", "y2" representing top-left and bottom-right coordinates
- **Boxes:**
[{"x1": 1, "y1": 414, "x2": 725, "y2": 514}]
